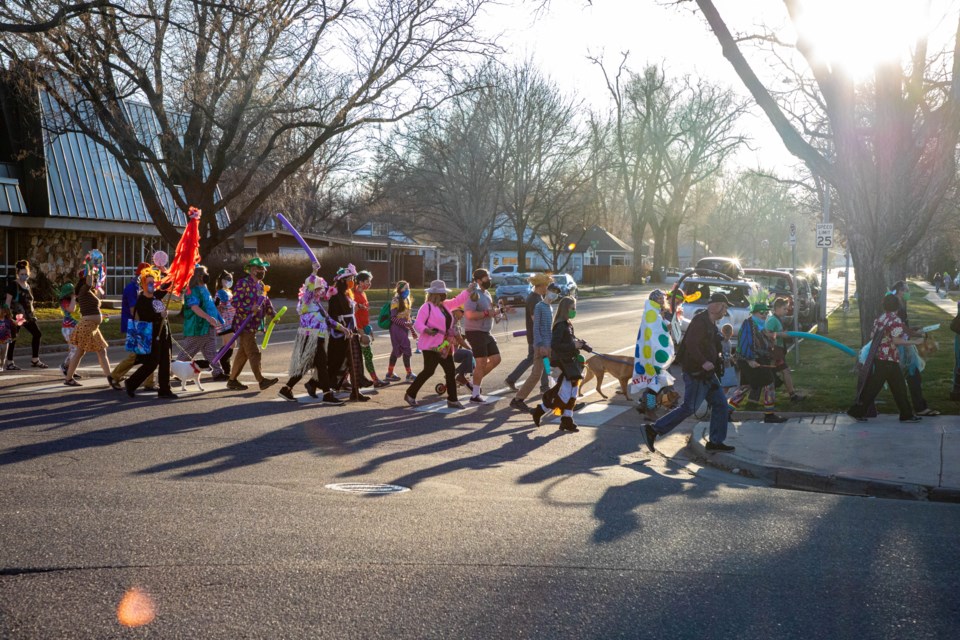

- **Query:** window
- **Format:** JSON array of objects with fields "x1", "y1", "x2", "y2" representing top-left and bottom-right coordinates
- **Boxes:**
[
  {"x1": 370, "y1": 222, "x2": 389, "y2": 237},
  {"x1": 366, "y1": 248, "x2": 387, "y2": 262}
]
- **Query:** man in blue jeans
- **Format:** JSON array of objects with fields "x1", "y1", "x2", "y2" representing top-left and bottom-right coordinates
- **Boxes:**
[
  {"x1": 505, "y1": 274, "x2": 552, "y2": 394},
  {"x1": 640, "y1": 292, "x2": 734, "y2": 453}
]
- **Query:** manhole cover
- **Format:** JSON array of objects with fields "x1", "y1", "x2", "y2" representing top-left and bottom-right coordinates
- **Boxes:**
[{"x1": 325, "y1": 483, "x2": 410, "y2": 495}]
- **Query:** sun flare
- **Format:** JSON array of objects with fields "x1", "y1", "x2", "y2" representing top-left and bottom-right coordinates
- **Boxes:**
[{"x1": 793, "y1": 0, "x2": 935, "y2": 77}]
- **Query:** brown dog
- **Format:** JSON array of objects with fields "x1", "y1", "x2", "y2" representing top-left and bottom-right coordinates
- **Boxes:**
[
  {"x1": 581, "y1": 353, "x2": 634, "y2": 400},
  {"x1": 918, "y1": 334, "x2": 939, "y2": 359}
]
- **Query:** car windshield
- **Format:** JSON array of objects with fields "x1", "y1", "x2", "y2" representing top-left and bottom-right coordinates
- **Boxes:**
[
  {"x1": 751, "y1": 274, "x2": 793, "y2": 293},
  {"x1": 683, "y1": 282, "x2": 751, "y2": 307},
  {"x1": 553, "y1": 275, "x2": 570, "y2": 284},
  {"x1": 501, "y1": 276, "x2": 528, "y2": 286}
]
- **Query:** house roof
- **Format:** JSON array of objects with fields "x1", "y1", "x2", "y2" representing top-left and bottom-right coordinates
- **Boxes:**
[
  {"x1": 579, "y1": 225, "x2": 633, "y2": 252},
  {"x1": 245, "y1": 229, "x2": 434, "y2": 251}
]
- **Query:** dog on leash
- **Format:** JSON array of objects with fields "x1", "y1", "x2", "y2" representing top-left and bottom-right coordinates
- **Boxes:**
[
  {"x1": 581, "y1": 353, "x2": 634, "y2": 400},
  {"x1": 170, "y1": 359, "x2": 209, "y2": 392}
]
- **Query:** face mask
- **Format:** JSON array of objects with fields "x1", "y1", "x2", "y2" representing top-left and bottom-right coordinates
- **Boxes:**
[
  {"x1": 545, "y1": 292, "x2": 558, "y2": 304},
  {"x1": 146, "y1": 283, "x2": 156, "y2": 294},
  {"x1": 902, "y1": 292, "x2": 911, "y2": 302},
  {"x1": 568, "y1": 309, "x2": 577, "y2": 319},
  {"x1": 346, "y1": 280, "x2": 355, "y2": 290},
  {"x1": 253, "y1": 270, "x2": 265, "y2": 280},
  {"x1": 480, "y1": 280, "x2": 491, "y2": 290},
  {"x1": 223, "y1": 280, "x2": 233, "y2": 289},
  {"x1": 400, "y1": 290, "x2": 410, "y2": 299},
  {"x1": 18, "y1": 273, "x2": 28, "y2": 282}
]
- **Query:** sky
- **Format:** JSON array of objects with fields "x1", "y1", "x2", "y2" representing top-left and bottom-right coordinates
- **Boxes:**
[{"x1": 475, "y1": 0, "x2": 959, "y2": 173}]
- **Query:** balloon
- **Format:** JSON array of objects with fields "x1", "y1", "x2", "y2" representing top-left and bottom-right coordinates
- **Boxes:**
[
  {"x1": 261, "y1": 306, "x2": 288, "y2": 350},
  {"x1": 275, "y1": 213, "x2": 318, "y2": 264},
  {"x1": 152, "y1": 250, "x2": 168, "y2": 267},
  {"x1": 784, "y1": 331, "x2": 857, "y2": 357}
]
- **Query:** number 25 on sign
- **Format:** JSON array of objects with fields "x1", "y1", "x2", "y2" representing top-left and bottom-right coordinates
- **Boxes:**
[{"x1": 816, "y1": 223, "x2": 834, "y2": 248}]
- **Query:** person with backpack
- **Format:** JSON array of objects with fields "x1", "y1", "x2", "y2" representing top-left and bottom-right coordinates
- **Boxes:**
[
  {"x1": 404, "y1": 280, "x2": 464, "y2": 409},
  {"x1": 111, "y1": 262, "x2": 157, "y2": 389},
  {"x1": 3, "y1": 259, "x2": 46, "y2": 370},
  {"x1": 530, "y1": 295, "x2": 585, "y2": 432},
  {"x1": 639, "y1": 292, "x2": 734, "y2": 454},
  {"x1": 354, "y1": 270, "x2": 388, "y2": 388},
  {"x1": 174, "y1": 265, "x2": 225, "y2": 381}
]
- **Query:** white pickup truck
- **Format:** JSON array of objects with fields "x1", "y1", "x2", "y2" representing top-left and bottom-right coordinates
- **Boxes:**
[{"x1": 490, "y1": 265, "x2": 524, "y2": 286}]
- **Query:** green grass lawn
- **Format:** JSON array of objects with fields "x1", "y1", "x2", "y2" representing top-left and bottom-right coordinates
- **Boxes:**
[{"x1": 788, "y1": 284, "x2": 958, "y2": 414}]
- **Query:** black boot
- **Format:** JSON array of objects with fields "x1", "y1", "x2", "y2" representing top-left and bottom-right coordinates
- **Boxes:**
[
  {"x1": 221, "y1": 348, "x2": 233, "y2": 377},
  {"x1": 559, "y1": 416, "x2": 579, "y2": 432}
]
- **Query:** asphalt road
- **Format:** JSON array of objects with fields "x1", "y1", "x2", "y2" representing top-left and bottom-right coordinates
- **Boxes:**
[{"x1": 2, "y1": 280, "x2": 959, "y2": 639}]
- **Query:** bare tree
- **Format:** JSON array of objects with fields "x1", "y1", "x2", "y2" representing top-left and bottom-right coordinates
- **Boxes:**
[
  {"x1": 689, "y1": 0, "x2": 960, "y2": 340},
  {"x1": 3, "y1": 0, "x2": 496, "y2": 256},
  {"x1": 0, "y1": 1, "x2": 109, "y2": 34}
]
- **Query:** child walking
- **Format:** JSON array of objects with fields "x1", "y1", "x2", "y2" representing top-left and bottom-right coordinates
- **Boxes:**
[{"x1": 386, "y1": 280, "x2": 418, "y2": 382}]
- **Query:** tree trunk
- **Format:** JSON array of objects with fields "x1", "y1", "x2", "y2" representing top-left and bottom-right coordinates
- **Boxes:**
[{"x1": 666, "y1": 220, "x2": 681, "y2": 267}]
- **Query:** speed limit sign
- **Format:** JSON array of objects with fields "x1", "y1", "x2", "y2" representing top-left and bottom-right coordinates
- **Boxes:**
[{"x1": 816, "y1": 223, "x2": 834, "y2": 248}]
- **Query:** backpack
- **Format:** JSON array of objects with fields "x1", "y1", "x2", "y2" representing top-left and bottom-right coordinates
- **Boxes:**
[{"x1": 377, "y1": 301, "x2": 392, "y2": 330}]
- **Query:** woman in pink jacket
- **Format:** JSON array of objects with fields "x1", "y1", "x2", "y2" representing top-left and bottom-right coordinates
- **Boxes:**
[{"x1": 404, "y1": 280, "x2": 475, "y2": 409}]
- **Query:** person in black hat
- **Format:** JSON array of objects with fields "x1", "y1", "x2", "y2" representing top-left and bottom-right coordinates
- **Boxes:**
[{"x1": 639, "y1": 291, "x2": 734, "y2": 453}]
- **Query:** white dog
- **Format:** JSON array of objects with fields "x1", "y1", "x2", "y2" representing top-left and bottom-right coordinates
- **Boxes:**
[{"x1": 170, "y1": 359, "x2": 207, "y2": 392}]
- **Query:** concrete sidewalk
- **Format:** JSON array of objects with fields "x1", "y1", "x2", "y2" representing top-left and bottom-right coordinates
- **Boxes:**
[
  {"x1": 686, "y1": 413, "x2": 960, "y2": 502},
  {"x1": 916, "y1": 279, "x2": 960, "y2": 315}
]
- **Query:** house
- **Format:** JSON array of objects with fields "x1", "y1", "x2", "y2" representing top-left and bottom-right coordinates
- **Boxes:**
[
  {"x1": 0, "y1": 72, "x2": 228, "y2": 296},
  {"x1": 244, "y1": 221, "x2": 436, "y2": 287}
]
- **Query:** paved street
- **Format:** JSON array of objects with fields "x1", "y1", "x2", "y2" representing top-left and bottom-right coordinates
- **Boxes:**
[{"x1": 2, "y1": 279, "x2": 959, "y2": 639}]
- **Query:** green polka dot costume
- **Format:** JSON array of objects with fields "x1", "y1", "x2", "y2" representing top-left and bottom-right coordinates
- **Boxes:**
[{"x1": 630, "y1": 298, "x2": 676, "y2": 395}]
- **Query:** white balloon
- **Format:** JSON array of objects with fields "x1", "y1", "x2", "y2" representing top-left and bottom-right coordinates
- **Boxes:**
[{"x1": 153, "y1": 250, "x2": 169, "y2": 267}]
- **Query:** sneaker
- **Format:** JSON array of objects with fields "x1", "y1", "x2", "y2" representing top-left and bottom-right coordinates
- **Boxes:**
[
  {"x1": 509, "y1": 398, "x2": 530, "y2": 413},
  {"x1": 447, "y1": 400, "x2": 465, "y2": 410},
  {"x1": 641, "y1": 423, "x2": 658, "y2": 453},
  {"x1": 385, "y1": 373, "x2": 401, "y2": 382},
  {"x1": 124, "y1": 380, "x2": 135, "y2": 398},
  {"x1": 259, "y1": 377, "x2": 279, "y2": 391},
  {"x1": 763, "y1": 413, "x2": 788, "y2": 424},
  {"x1": 469, "y1": 395, "x2": 485, "y2": 404},
  {"x1": 404, "y1": 394, "x2": 418, "y2": 408},
  {"x1": 322, "y1": 392, "x2": 345, "y2": 406},
  {"x1": 373, "y1": 379, "x2": 390, "y2": 388},
  {"x1": 405, "y1": 373, "x2": 417, "y2": 383},
  {"x1": 278, "y1": 386, "x2": 296, "y2": 402},
  {"x1": 353, "y1": 393, "x2": 370, "y2": 402},
  {"x1": 916, "y1": 408, "x2": 940, "y2": 416},
  {"x1": 304, "y1": 379, "x2": 319, "y2": 398},
  {"x1": 900, "y1": 415, "x2": 922, "y2": 423},
  {"x1": 226, "y1": 379, "x2": 249, "y2": 391},
  {"x1": 846, "y1": 410, "x2": 868, "y2": 423},
  {"x1": 531, "y1": 404, "x2": 546, "y2": 427},
  {"x1": 705, "y1": 441, "x2": 736, "y2": 452},
  {"x1": 505, "y1": 380, "x2": 517, "y2": 392},
  {"x1": 559, "y1": 416, "x2": 579, "y2": 432}
]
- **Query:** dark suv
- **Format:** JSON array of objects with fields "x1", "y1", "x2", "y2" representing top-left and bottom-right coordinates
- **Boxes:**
[{"x1": 695, "y1": 256, "x2": 744, "y2": 280}]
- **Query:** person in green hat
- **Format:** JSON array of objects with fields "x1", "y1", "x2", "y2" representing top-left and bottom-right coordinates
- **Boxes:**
[
  {"x1": 728, "y1": 301, "x2": 787, "y2": 423},
  {"x1": 226, "y1": 256, "x2": 278, "y2": 392}
]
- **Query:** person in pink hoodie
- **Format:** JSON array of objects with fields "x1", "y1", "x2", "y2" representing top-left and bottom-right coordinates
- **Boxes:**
[{"x1": 403, "y1": 280, "x2": 475, "y2": 409}]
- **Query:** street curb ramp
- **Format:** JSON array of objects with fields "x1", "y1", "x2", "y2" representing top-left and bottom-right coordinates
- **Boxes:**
[{"x1": 688, "y1": 422, "x2": 958, "y2": 503}]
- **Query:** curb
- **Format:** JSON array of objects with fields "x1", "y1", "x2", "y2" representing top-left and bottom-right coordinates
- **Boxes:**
[{"x1": 688, "y1": 422, "x2": 959, "y2": 503}]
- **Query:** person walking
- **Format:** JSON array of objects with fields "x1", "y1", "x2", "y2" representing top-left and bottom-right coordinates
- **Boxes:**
[
  {"x1": 934, "y1": 272, "x2": 942, "y2": 294},
  {"x1": 385, "y1": 281, "x2": 417, "y2": 382},
  {"x1": 226, "y1": 257, "x2": 278, "y2": 392},
  {"x1": 404, "y1": 280, "x2": 464, "y2": 409},
  {"x1": 214, "y1": 270, "x2": 236, "y2": 377},
  {"x1": 56, "y1": 283, "x2": 81, "y2": 380},
  {"x1": 354, "y1": 270, "x2": 388, "y2": 388},
  {"x1": 463, "y1": 268, "x2": 503, "y2": 403},
  {"x1": 124, "y1": 268, "x2": 176, "y2": 399},
  {"x1": 109, "y1": 262, "x2": 157, "y2": 389},
  {"x1": 891, "y1": 281, "x2": 939, "y2": 416},
  {"x1": 531, "y1": 295, "x2": 585, "y2": 432},
  {"x1": 278, "y1": 270, "x2": 344, "y2": 405},
  {"x1": 3, "y1": 260, "x2": 46, "y2": 370},
  {"x1": 64, "y1": 259, "x2": 121, "y2": 389},
  {"x1": 326, "y1": 264, "x2": 368, "y2": 402},
  {"x1": 175, "y1": 265, "x2": 225, "y2": 381},
  {"x1": 450, "y1": 307, "x2": 475, "y2": 389},
  {"x1": 505, "y1": 274, "x2": 551, "y2": 394},
  {"x1": 848, "y1": 293, "x2": 923, "y2": 422},
  {"x1": 766, "y1": 297, "x2": 803, "y2": 402},
  {"x1": 640, "y1": 292, "x2": 734, "y2": 453},
  {"x1": 510, "y1": 281, "x2": 560, "y2": 413}
]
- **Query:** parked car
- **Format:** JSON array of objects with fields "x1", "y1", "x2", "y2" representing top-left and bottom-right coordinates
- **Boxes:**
[
  {"x1": 552, "y1": 273, "x2": 578, "y2": 299},
  {"x1": 494, "y1": 275, "x2": 533, "y2": 307},
  {"x1": 663, "y1": 268, "x2": 685, "y2": 285},
  {"x1": 774, "y1": 268, "x2": 817, "y2": 328},
  {"x1": 744, "y1": 268, "x2": 801, "y2": 330},
  {"x1": 675, "y1": 274, "x2": 760, "y2": 337},
  {"x1": 694, "y1": 256, "x2": 745, "y2": 280},
  {"x1": 490, "y1": 265, "x2": 523, "y2": 287}
]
